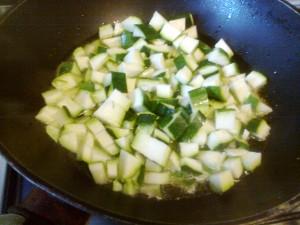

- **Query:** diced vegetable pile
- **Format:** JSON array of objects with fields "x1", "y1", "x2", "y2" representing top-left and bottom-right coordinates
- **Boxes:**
[{"x1": 36, "y1": 11, "x2": 272, "y2": 198}]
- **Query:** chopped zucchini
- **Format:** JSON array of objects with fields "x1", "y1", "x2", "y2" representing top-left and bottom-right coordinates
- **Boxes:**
[
  {"x1": 122, "y1": 16, "x2": 143, "y2": 32},
  {"x1": 144, "y1": 172, "x2": 170, "y2": 185},
  {"x1": 175, "y1": 66, "x2": 192, "y2": 84},
  {"x1": 37, "y1": 11, "x2": 272, "y2": 199},
  {"x1": 247, "y1": 118, "x2": 271, "y2": 141},
  {"x1": 149, "y1": 11, "x2": 167, "y2": 31},
  {"x1": 89, "y1": 162, "x2": 109, "y2": 184},
  {"x1": 198, "y1": 151, "x2": 224, "y2": 172},
  {"x1": 223, "y1": 157, "x2": 243, "y2": 179},
  {"x1": 207, "y1": 130, "x2": 233, "y2": 150},
  {"x1": 179, "y1": 142, "x2": 199, "y2": 157},
  {"x1": 208, "y1": 171, "x2": 234, "y2": 193},
  {"x1": 215, "y1": 109, "x2": 236, "y2": 132},
  {"x1": 215, "y1": 39, "x2": 234, "y2": 58},
  {"x1": 181, "y1": 158, "x2": 203, "y2": 173},
  {"x1": 99, "y1": 24, "x2": 114, "y2": 40},
  {"x1": 246, "y1": 71, "x2": 267, "y2": 90},
  {"x1": 118, "y1": 150, "x2": 143, "y2": 180},
  {"x1": 241, "y1": 151, "x2": 262, "y2": 172},
  {"x1": 132, "y1": 132, "x2": 171, "y2": 166},
  {"x1": 160, "y1": 23, "x2": 182, "y2": 42}
]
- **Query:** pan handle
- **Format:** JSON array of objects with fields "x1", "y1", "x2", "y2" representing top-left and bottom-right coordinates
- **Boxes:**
[{"x1": 7, "y1": 188, "x2": 90, "y2": 225}]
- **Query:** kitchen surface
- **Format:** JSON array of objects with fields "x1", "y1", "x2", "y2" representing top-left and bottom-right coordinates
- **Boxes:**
[{"x1": 0, "y1": 1, "x2": 299, "y2": 225}]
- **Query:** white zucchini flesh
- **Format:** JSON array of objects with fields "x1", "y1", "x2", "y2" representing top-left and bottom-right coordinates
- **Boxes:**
[
  {"x1": 246, "y1": 71, "x2": 267, "y2": 90},
  {"x1": 122, "y1": 16, "x2": 143, "y2": 32},
  {"x1": 132, "y1": 132, "x2": 171, "y2": 166},
  {"x1": 107, "y1": 159, "x2": 119, "y2": 179},
  {"x1": 225, "y1": 149, "x2": 249, "y2": 157},
  {"x1": 129, "y1": 38, "x2": 147, "y2": 51},
  {"x1": 190, "y1": 74, "x2": 204, "y2": 88},
  {"x1": 167, "y1": 152, "x2": 181, "y2": 172},
  {"x1": 94, "y1": 100, "x2": 127, "y2": 127},
  {"x1": 198, "y1": 151, "x2": 225, "y2": 172},
  {"x1": 107, "y1": 89, "x2": 131, "y2": 110},
  {"x1": 160, "y1": 23, "x2": 182, "y2": 42},
  {"x1": 124, "y1": 50, "x2": 144, "y2": 65},
  {"x1": 42, "y1": 89, "x2": 63, "y2": 105},
  {"x1": 57, "y1": 97, "x2": 83, "y2": 117},
  {"x1": 202, "y1": 73, "x2": 221, "y2": 87},
  {"x1": 179, "y1": 142, "x2": 199, "y2": 157},
  {"x1": 223, "y1": 63, "x2": 239, "y2": 77},
  {"x1": 137, "y1": 79, "x2": 164, "y2": 92},
  {"x1": 184, "y1": 54, "x2": 198, "y2": 71},
  {"x1": 153, "y1": 129, "x2": 171, "y2": 143},
  {"x1": 146, "y1": 43, "x2": 171, "y2": 53},
  {"x1": 52, "y1": 73, "x2": 81, "y2": 91},
  {"x1": 113, "y1": 180, "x2": 123, "y2": 192},
  {"x1": 215, "y1": 109, "x2": 236, "y2": 132},
  {"x1": 207, "y1": 48, "x2": 230, "y2": 66},
  {"x1": 248, "y1": 119, "x2": 271, "y2": 141},
  {"x1": 156, "y1": 84, "x2": 173, "y2": 99},
  {"x1": 180, "y1": 36, "x2": 199, "y2": 54},
  {"x1": 145, "y1": 160, "x2": 162, "y2": 172},
  {"x1": 80, "y1": 132, "x2": 94, "y2": 162},
  {"x1": 35, "y1": 106, "x2": 71, "y2": 127},
  {"x1": 229, "y1": 77, "x2": 251, "y2": 103},
  {"x1": 241, "y1": 151, "x2": 262, "y2": 172},
  {"x1": 114, "y1": 22, "x2": 124, "y2": 36},
  {"x1": 86, "y1": 119, "x2": 118, "y2": 155},
  {"x1": 215, "y1": 39, "x2": 234, "y2": 58},
  {"x1": 131, "y1": 88, "x2": 147, "y2": 112},
  {"x1": 191, "y1": 128, "x2": 207, "y2": 147},
  {"x1": 222, "y1": 157, "x2": 244, "y2": 179},
  {"x1": 90, "y1": 70, "x2": 106, "y2": 84},
  {"x1": 115, "y1": 135, "x2": 133, "y2": 152},
  {"x1": 193, "y1": 48, "x2": 205, "y2": 62},
  {"x1": 46, "y1": 125, "x2": 61, "y2": 142},
  {"x1": 73, "y1": 47, "x2": 86, "y2": 57},
  {"x1": 150, "y1": 53, "x2": 165, "y2": 70},
  {"x1": 144, "y1": 172, "x2": 170, "y2": 185},
  {"x1": 173, "y1": 35, "x2": 185, "y2": 49},
  {"x1": 90, "y1": 146, "x2": 112, "y2": 163},
  {"x1": 75, "y1": 90, "x2": 96, "y2": 110},
  {"x1": 89, "y1": 162, "x2": 109, "y2": 184},
  {"x1": 119, "y1": 62, "x2": 144, "y2": 77},
  {"x1": 175, "y1": 66, "x2": 192, "y2": 84},
  {"x1": 149, "y1": 11, "x2": 167, "y2": 31},
  {"x1": 169, "y1": 18, "x2": 186, "y2": 31},
  {"x1": 59, "y1": 131, "x2": 81, "y2": 153},
  {"x1": 256, "y1": 102, "x2": 273, "y2": 116},
  {"x1": 184, "y1": 25, "x2": 198, "y2": 38},
  {"x1": 90, "y1": 53, "x2": 109, "y2": 70},
  {"x1": 207, "y1": 130, "x2": 233, "y2": 150},
  {"x1": 118, "y1": 150, "x2": 143, "y2": 180},
  {"x1": 181, "y1": 157, "x2": 203, "y2": 173},
  {"x1": 208, "y1": 171, "x2": 234, "y2": 193},
  {"x1": 75, "y1": 56, "x2": 89, "y2": 71},
  {"x1": 99, "y1": 24, "x2": 114, "y2": 39}
]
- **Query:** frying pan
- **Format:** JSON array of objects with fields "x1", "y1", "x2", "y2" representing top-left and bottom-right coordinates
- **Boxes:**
[{"x1": 0, "y1": 0, "x2": 300, "y2": 224}]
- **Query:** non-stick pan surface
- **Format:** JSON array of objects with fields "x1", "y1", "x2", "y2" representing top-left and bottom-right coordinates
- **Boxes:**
[{"x1": 0, "y1": 0, "x2": 300, "y2": 224}]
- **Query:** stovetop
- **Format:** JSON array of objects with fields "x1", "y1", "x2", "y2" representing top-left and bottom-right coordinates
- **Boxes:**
[
  {"x1": 0, "y1": 1, "x2": 300, "y2": 225},
  {"x1": 0, "y1": 165, "x2": 127, "y2": 225}
]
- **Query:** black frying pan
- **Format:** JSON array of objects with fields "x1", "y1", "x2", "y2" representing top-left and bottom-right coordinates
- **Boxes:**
[{"x1": 0, "y1": 0, "x2": 300, "y2": 224}]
